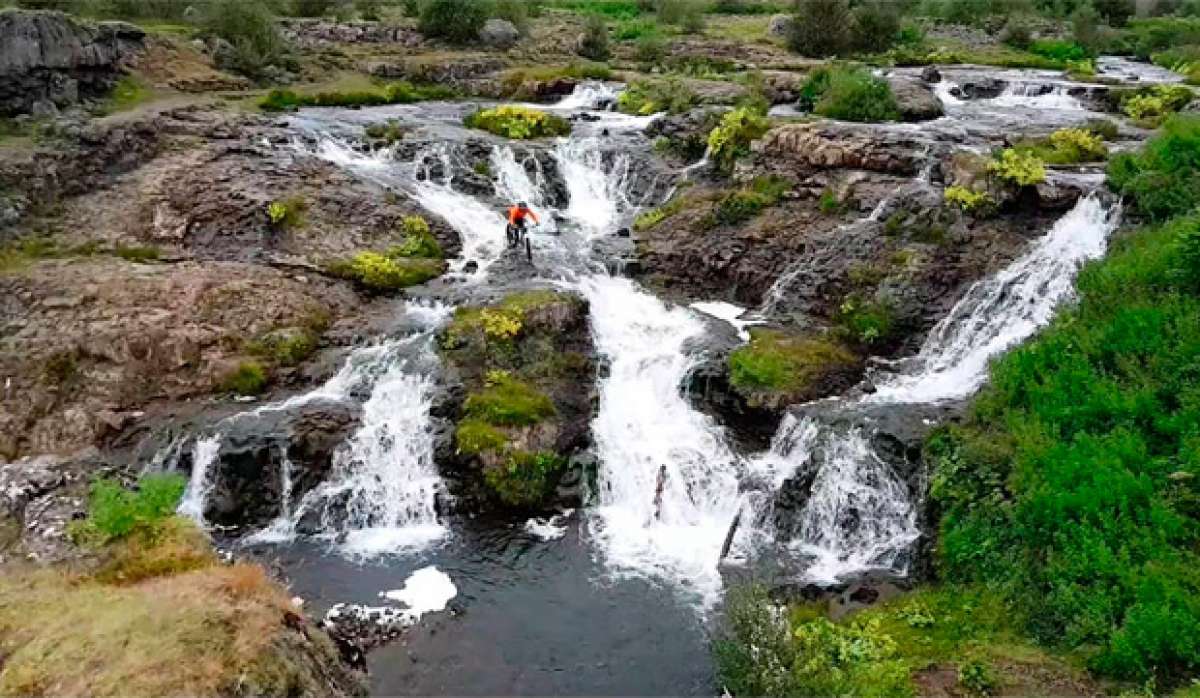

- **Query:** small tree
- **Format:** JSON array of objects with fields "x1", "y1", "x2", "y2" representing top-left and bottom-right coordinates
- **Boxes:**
[
  {"x1": 850, "y1": 0, "x2": 900, "y2": 53},
  {"x1": 1071, "y1": 2, "x2": 1102, "y2": 52},
  {"x1": 495, "y1": 0, "x2": 531, "y2": 36},
  {"x1": 578, "y1": 14, "x2": 611, "y2": 61},
  {"x1": 419, "y1": 0, "x2": 490, "y2": 43},
  {"x1": 788, "y1": 0, "x2": 852, "y2": 58}
]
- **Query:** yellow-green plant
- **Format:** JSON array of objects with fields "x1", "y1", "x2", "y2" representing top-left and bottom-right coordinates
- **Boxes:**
[
  {"x1": 1048, "y1": 127, "x2": 1107, "y2": 162},
  {"x1": 266, "y1": 197, "x2": 306, "y2": 230},
  {"x1": 988, "y1": 148, "x2": 1046, "y2": 186},
  {"x1": 330, "y1": 251, "x2": 443, "y2": 290},
  {"x1": 708, "y1": 106, "x2": 771, "y2": 174},
  {"x1": 479, "y1": 309, "x2": 522, "y2": 340},
  {"x1": 391, "y1": 215, "x2": 442, "y2": 258},
  {"x1": 944, "y1": 186, "x2": 995, "y2": 214},
  {"x1": 463, "y1": 105, "x2": 572, "y2": 139}
]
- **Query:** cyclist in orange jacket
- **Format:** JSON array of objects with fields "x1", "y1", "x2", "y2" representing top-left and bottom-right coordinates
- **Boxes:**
[{"x1": 506, "y1": 202, "x2": 539, "y2": 248}]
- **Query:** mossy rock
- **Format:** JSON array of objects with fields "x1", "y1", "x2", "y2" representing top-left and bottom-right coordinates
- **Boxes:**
[{"x1": 728, "y1": 329, "x2": 858, "y2": 408}]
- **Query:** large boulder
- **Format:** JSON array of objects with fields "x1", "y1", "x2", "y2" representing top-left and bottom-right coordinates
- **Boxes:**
[
  {"x1": 0, "y1": 10, "x2": 144, "y2": 116},
  {"x1": 753, "y1": 122, "x2": 933, "y2": 177},
  {"x1": 768, "y1": 14, "x2": 794, "y2": 37},
  {"x1": 888, "y1": 76, "x2": 944, "y2": 122},
  {"x1": 478, "y1": 18, "x2": 520, "y2": 49}
]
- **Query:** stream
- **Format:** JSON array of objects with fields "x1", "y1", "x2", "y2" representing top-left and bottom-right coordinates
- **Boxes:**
[{"x1": 153, "y1": 62, "x2": 1154, "y2": 694}]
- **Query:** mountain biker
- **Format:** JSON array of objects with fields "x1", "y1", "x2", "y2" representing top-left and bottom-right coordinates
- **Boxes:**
[{"x1": 506, "y1": 202, "x2": 539, "y2": 247}]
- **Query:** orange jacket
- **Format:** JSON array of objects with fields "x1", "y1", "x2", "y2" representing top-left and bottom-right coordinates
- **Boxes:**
[{"x1": 507, "y1": 206, "x2": 539, "y2": 225}]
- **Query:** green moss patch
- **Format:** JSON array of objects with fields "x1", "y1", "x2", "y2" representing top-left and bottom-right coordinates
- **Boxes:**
[
  {"x1": 463, "y1": 373, "x2": 557, "y2": 427},
  {"x1": 259, "y1": 80, "x2": 455, "y2": 112},
  {"x1": 728, "y1": 329, "x2": 856, "y2": 406},
  {"x1": 483, "y1": 450, "x2": 568, "y2": 508},
  {"x1": 463, "y1": 105, "x2": 571, "y2": 139},
  {"x1": 327, "y1": 252, "x2": 444, "y2": 291}
]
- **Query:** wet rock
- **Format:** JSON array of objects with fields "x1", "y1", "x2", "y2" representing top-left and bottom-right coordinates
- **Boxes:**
[
  {"x1": 365, "y1": 57, "x2": 504, "y2": 86},
  {"x1": 920, "y1": 65, "x2": 942, "y2": 83},
  {"x1": 478, "y1": 19, "x2": 520, "y2": 49},
  {"x1": 0, "y1": 10, "x2": 144, "y2": 116},
  {"x1": 888, "y1": 76, "x2": 944, "y2": 122},
  {"x1": 754, "y1": 122, "x2": 932, "y2": 177},
  {"x1": 949, "y1": 77, "x2": 1005, "y2": 100},
  {"x1": 0, "y1": 448, "x2": 106, "y2": 563},
  {"x1": 644, "y1": 106, "x2": 726, "y2": 162}
]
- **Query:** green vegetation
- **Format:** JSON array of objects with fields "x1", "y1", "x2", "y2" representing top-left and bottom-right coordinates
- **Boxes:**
[
  {"x1": 710, "y1": 176, "x2": 789, "y2": 225},
  {"x1": 943, "y1": 185, "x2": 995, "y2": 215},
  {"x1": 578, "y1": 14, "x2": 612, "y2": 61},
  {"x1": 41, "y1": 348, "x2": 80, "y2": 386},
  {"x1": 633, "y1": 193, "x2": 689, "y2": 231},
  {"x1": 463, "y1": 105, "x2": 572, "y2": 139},
  {"x1": 707, "y1": 106, "x2": 770, "y2": 174},
  {"x1": 103, "y1": 75, "x2": 151, "y2": 113},
  {"x1": 219, "y1": 360, "x2": 269, "y2": 395},
  {"x1": 1014, "y1": 127, "x2": 1108, "y2": 165},
  {"x1": 1129, "y1": 16, "x2": 1200, "y2": 61},
  {"x1": 392, "y1": 215, "x2": 443, "y2": 258},
  {"x1": 1152, "y1": 44, "x2": 1200, "y2": 85},
  {"x1": 463, "y1": 372, "x2": 557, "y2": 426},
  {"x1": 483, "y1": 450, "x2": 567, "y2": 507},
  {"x1": 1108, "y1": 115, "x2": 1200, "y2": 222},
  {"x1": 1116, "y1": 84, "x2": 1196, "y2": 127},
  {"x1": 800, "y1": 66, "x2": 900, "y2": 123},
  {"x1": 266, "y1": 196, "x2": 306, "y2": 230},
  {"x1": 728, "y1": 329, "x2": 856, "y2": 406},
  {"x1": 835, "y1": 293, "x2": 896, "y2": 346},
  {"x1": 988, "y1": 148, "x2": 1046, "y2": 187},
  {"x1": 114, "y1": 245, "x2": 161, "y2": 263},
  {"x1": 442, "y1": 289, "x2": 569, "y2": 348},
  {"x1": 501, "y1": 63, "x2": 612, "y2": 98},
  {"x1": 455, "y1": 418, "x2": 509, "y2": 455},
  {"x1": 365, "y1": 119, "x2": 408, "y2": 145},
  {"x1": 259, "y1": 81, "x2": 456, "y2": 111},
  {"x1": 199, "y1": 0, "x2": 293, "y2": 82},
  {"x1": 616, "y1": 77, "x2": 698, "y2": 115},
  {"x1": 419, "y1": 0, "x2": 490, "y2": 42},
  {"x1": 1028, "y1": 38, "x2": 1091, "y2": 62},
  {"x1": 68, "y1": 474, "x2": 186, "y2": 545},
  {"x1": 327, "y1": 251, "x2": 444, "y2": 290}
]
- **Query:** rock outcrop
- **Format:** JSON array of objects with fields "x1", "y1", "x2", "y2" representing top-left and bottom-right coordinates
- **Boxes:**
[
  {"x1": 888, "y1": 76, "x2": 945, "y2": 122},
  {"x1": 478, "y1": 19, "x2": 520, "y2": 49},
  {"x1": 0, "y1": 10, "x2": 144, "y2": 116},
  {"x1": 754, "y1": 122, "x2": 933, "y2": 178}
]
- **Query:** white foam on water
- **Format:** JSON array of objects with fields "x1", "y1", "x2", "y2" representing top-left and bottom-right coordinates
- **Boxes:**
[
  {"x1": 553, "y1": 137, "x2": 633, "y2": 238},
  {"x1": 869, "y1": 194, "x2": 1120, "y2": 404},
  {"x1": 177, "y1": 434, "x2": 222, "y2": 525},
  {"x1": 379, "y1": 565, "x2": 458, "y2": 620},
  {"x1": 524, "y1": 510, "x2": 573, "y2": 540},
  {"x1": 581, "y1": 274, "x2": 742, "y2": 605},
  {"x1": 550, "y1": 81, "x2": 620, "y2": 111},
  {"x1": 690, "y1": 301, "x2": 763, "y2": 341}
]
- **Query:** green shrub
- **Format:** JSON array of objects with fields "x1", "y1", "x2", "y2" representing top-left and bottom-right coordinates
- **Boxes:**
[
  {"x1": 266, "y1": 196, "x2": 306, "y2": 230},
  {"x1": 707, "y1": 106, "x2": 770, "y2": 173},
  {"x1": 70, "y1": 475, "x2": 187, "y2": 544},
  {"x1": 200, "y1": 0, "x2": 292, "y2": 82},
  {"x1": 1001, "y1": 16, "x2": 1033, "y2": 48},
  {"x1": 578, "y1": 13, "x2": 612, "y2": 61},
  {"x1": 220, "y1": 361, "x2": 269, "y2": 395},
  {"x1": 1071, "y1": 3, "x2": 1101, "y2": 52},
  {"x1": 835, "y1": 293, "x2": 896, "y2": 346},
  {"x1": 391, "y1": 215, "x2": 443, "y2": 258},
  {"x1": 712, "y1": 176, "x2": 789, "y2": 224},
  {"x1": 1118, "y1": 84, "x2": 1196, "y2": 126},
  {"x1": 850, "y1": 0, "x2": 900, "y2": 53},
  {"x1": 616, "y1": 77, "x2": 698, "y2": 114},
  {"x1": 1047, "y1": 127, "x2": 1107, "y2": 162},
  {"x1": 633, "y1": 194, "x2": 688, "y2": 230},
  {"x1": 728, "y1": 329, "x2": 856, "y2": 404},
  {"x1": 1029, "y1": 38, "x2": 1091, "y2": 62},
  {"x1": 290, "y1": 0, "x2": 335, "y2": 17},
  {"x1": 812, "y1": 67, "x2": 900, "y2": 122},
  {"x1": 463, "y1": 105, "x2": 572, "y2": 138},
  {"x1": 1129, "y1": 16, "x2": 1200, "y2": 59},
  {"x1": 484, "y1": 450, "x2": 566, "y2": 507},
  {"x1": 355, "y1": 0, "x2": 383, "y2": 20},
  {"x1": 494, "y1": 0, "x2": 530, "y2": 35},
  {"x1": 114, "y1": 245, "x2": 161, "y2": 263},
  {"x1": 327, "y1": 251, "x2": 444, "y2": 290},
  {"x1": 615, "y1": 18, "x2": 661, "y2": 40},
  {"x1": 944, "y1": 186, "x2": 995, "y2": 215},
  {"x1": 1084, "y1": 118, "x2": 1119, "y2": 140},
  {"x1": 635, "y1": 32, "x2": 668, "y2": 62},
  {"x1": 365, "y1": 119, "x2": 408, "y2": 145},
  {"x1": 958, "y1": 659, "x2": 997, "y2": 697},
  {"x1": 463, "y1": 373, "x2": 556, "y2": 426},
  {"x1": 259, "y1": 81, "x2": 456, "y2": 111},
  {"x1": 1107, "y1": 115, "x2": 1200, "y2": 221},
  {"x1": 787, "y1": 0, "x2": 851, "y2": 57},
  {"x1": 419, "y1": 0, "x2": 490, "y2": 42},
  {"x1": 988, "y1": 148, "x2": 1046, "y2": 186},
  {"x1": 455, "y1": 418, "x2": 508, "y2": 455}
]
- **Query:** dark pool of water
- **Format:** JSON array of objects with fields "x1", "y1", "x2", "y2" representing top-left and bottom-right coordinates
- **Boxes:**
[{"x1": 257, "y1": 515, "x2": 717, "y2": 696}]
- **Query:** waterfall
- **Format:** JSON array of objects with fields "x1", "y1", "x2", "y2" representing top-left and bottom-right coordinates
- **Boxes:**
[
  {"x1": 869, "y1": 194, "x2": 1119, "y2": 404},
  {"x1": 550, "y1": 81, "x2": 620, "y2": 111},
  {"x1": 177, "y1": 434, "x2": 222, "y2": 525},
  {"x1": 993, "y1": 82, "x2": 1084, "y2": 110},
  {"x1": 553, "y1": 137, "x2": 633, "y2": 238},
  {"x1": 491, "y1": 145, "x2": 546, "y2": 208},
  {"x1": 739, "y1": 194, "x2": 1121, "y2": 583},
  {"x1": 411, "y1": 144, "x2": 508, "y2": 275},
  {"x1": 582, "y1": 275, "x2": 743, "y2": 603}
]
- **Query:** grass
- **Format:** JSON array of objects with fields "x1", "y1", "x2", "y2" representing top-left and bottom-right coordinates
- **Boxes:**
[
  {"x1": 68, "y1": 474, "x2": 186, "y2": 545},
  {"x1": 709, "y1": 176, "x2": 789, "y2": 226},
  {"x1": 463, "y1": 373, "x2": 557, "y2": 427},
  {"x1": 616, "y1": 77, "x2": 698, "y2": 115},
  {"x1": 834, "y1": 293, "x2": 897, "y2": 346},
  {"x1": 442, "y1": 289, "x2": 569, "y2": 347},
  {"x1": 259, "y1": 80, "x2": 456, "y2": 112},
  {"x1": 114, "y1": 244, "x2": 161, "y2": 262},
  {"x1": 463, "y1": 105, "x2": 572, "y2": 139},
  {"x1": 633, "y1": 193, "x2": 689, "y2": 231},
  {"x1": 102, "y1": 75, "x2": 153, "y2": 114},
  {"x1": 1108, "y1": 115, "x2": 1200, "y2": 223},
  {"x1": 728, "y1": 329, "x2": 856, "y2": 406}
]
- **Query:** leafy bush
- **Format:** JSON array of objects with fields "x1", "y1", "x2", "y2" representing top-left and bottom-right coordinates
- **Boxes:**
[
  {"x1": 944, "y1": 186, "x2": 996, "y2": 215},
  {"x1": 463, "y1": 105, "x2": 572, "y2": 138},
  {"x1": 70, "y1": 474, "x2": 187, "y2": 544},
  {"x1": 1107, "y1": 115, "x2": 1200, "y2": 222},
  {"x1": 958, "y1": 659, "x2": 997, "y2": 696},
  {"x1": 464, "y1": 373, "x2": 556, "y2": 426},
  {"x1": 419, "y1": 0, "x2": 490, "y2": 42},
  {"x1": 811, "y1": 67, "x2": 900, "y2": 122},
  {"x1": 1129, "y1": 16, "x2": 1200, "y2": 59},
  {"x1": 266, "y1": 196, "x2": 306, "y2": 230},
  {"x1": 787, "y1": 0, "x2": 851, "y2": 57},
  {"x1": 616, "y1": 77, "x2": 698, "y2": 114},
  {"x1": 635, "y1": 32, "x2": 668, "y2": 62},
  {"x1": 200, "y1": 0, "x2": 292, "y2": 82},
  {"x1": 835, "y1": 293, "x2": 896, "y2": 346},
  {"x1": 259, "y1": 81, "x2": 456, "y2": 111},
  {"x1": 392, "y1": 215, "x2": 443, "y2": 258},
  {"x1": 707, "y1": 106, "x2": 771, "y2": 173},
  {"x1": 1029, "y1": 38, "x2": 1091, "y2": 62},
  {"x1": 290, "y1": 0, "x2": 335, "y2": 17},
  {"x1": 928, "y1": 132, "x2": 1200, "y2": 680},
  {"x1": 483, "y1": 450, "x2": 567, "y2": 507},
  {"x1": 1047, "y1": 127, "x2": 1107, "y2": 162},
  {"x1": 455, "y1": 418, "x2": 508, "y2": 455},
  {"x1": 728, "y1": 329, "x2": 855, "y2": 405},
  {"x1": 494, "y1": 0, "x2": 530, "y2": 35},
  {"x1": 1118, "y1": 84, "x2": 1196, "y2": 125},
  {"x1": 327, "y1": 251, "x2": 444, "y2": 290},
  {"x1": 851, "y1": 0, "x2": 901, "y2": 53},
  {"x1": 578, "y1": 14, "x2": 612, "y2": 61},
  {"x1": 988, "y1": 148, "x2": 1046, "y2": 186},
  {"x1": 220, "y1": 361, "x2": 269, "y2": 395},
  {"x1": 1001, "y1": 16, "x2": 1033, "y2": 48}
]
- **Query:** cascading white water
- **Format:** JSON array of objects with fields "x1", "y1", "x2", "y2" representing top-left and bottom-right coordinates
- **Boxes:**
[
  {"x1": 553, "y1": 137, "x2": 633, "y2": 239},
  {"x1": 739, "y1": 194, "x2": 1121, "y2": 583},
  {"x1": 992, "y1": 82, "x2": 1084, "y2": 110},
  {"x1": 869, "y1": 194, "x2": 1119, "y2": 404},
  {"x1": 178, "y1": 434, "x2": 222, "y2": 525},
  {"x1": 411, "y1": 144, "x2": 508, "y2": 274},
  {"x1": 491, "y1": 145, "x2": 546, "y2": 208},
  {"x1": 244, "y1": 447, "x2": 297, "y2": 544},
  {"x1": 582, "y1": 275, "x2": 743, "y2": 603},
  {"x1": 550, "y1": 81, "x2": 620, "y2": 111}
]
